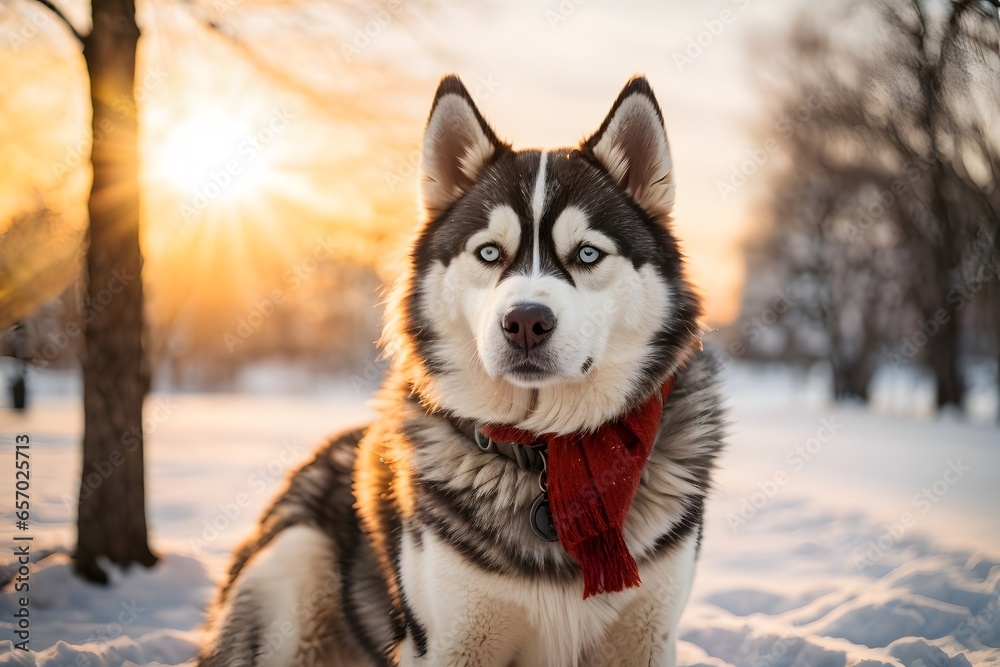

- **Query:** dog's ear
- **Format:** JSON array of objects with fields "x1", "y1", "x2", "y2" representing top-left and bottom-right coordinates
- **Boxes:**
[
  {"x1": 581, "y1": 76, "x2": 675, "y2": 221},
  {"x1": 420, "y1": 75, "x2": 508, "y2": 220}
]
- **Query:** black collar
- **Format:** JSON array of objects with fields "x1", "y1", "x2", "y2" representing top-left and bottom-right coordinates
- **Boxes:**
[
  {"x1": 449, "y1": 416, "x2": 558, "y2": 542},
  {"x1": 448, "y1": 417, "x2": 547, "y2": 474}
]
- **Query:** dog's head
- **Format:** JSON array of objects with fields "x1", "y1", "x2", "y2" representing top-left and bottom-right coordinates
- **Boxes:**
[{"x1": 384, "y1": 75, "x2": 701, "y2": 434}]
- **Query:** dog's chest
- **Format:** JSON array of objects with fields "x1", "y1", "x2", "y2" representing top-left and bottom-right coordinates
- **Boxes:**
[{"x1": 397, "y1": 527, "x2": 697, "y2": 667}]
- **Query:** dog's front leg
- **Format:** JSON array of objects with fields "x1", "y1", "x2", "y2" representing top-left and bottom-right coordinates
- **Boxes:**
[
  {"x1": 398, "y1": 530, "x2": 527, "y2": 667},
  {"x1": 398, "y1": 596, "x2": 526, "y2": 667},
  {"x1": 649, "y1": 634, "x2": 677, "y2": 667},
  {"x1": 586, "y1": 561, "x2": 695, "y2": 667}
]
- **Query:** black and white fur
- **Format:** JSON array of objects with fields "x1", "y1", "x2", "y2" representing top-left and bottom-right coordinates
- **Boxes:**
[{"x1": 198, "y1": 75, "x2": 725, "y2": 667}]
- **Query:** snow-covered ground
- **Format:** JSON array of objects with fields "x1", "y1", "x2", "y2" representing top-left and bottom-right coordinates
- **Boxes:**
[{"x1": 0, "y1": 362, "x2": 998, "y2": 666}]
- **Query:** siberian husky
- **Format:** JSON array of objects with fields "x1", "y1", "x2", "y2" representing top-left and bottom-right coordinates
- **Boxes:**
[{"x1": 199, "y1": 74, "x2": 725, "y2": 667}]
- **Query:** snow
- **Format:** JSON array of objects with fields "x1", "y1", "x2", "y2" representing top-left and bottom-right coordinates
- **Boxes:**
[
  {"x1": 0, "y1": 553, "x2": 204, "y2": 667},
  {"x1": 1, "y1": 362, "x2": 998, "y2": 666}
]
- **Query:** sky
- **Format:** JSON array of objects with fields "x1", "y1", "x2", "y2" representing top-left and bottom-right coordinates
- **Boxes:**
[{"x1": 2, "y1": 0, "x2": 809, "y2": 329}]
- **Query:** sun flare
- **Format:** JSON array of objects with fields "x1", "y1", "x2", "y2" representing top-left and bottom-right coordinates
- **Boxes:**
[{"x1": 151, "y1": 109, "x2": 273, "y2": 206}]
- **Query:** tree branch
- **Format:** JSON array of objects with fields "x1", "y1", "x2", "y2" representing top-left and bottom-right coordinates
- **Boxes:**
[
  {"x1": 178, "y1": 0, "x2": 413, "y2": 126},
  {"x1": 32, "y1": 0, "x2": 86, "y2": 44}
]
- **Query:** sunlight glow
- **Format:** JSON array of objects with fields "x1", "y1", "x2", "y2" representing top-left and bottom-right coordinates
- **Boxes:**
[{"x1": 151, "y1": 109, "x2": 277, "y2": 211}]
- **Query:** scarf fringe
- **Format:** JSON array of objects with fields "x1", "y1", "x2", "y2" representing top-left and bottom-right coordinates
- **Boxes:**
[{"x1": 575, "y1": 530, "x2": 642, "y2": 598}]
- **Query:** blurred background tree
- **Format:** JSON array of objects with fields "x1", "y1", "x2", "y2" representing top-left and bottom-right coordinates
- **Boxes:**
[
  {"x1": 737, "y1": 0, "x2": 1000, "y2": 412},
  {"x1": 17, "y1": 0, "x2": 155, "y2": 583}
]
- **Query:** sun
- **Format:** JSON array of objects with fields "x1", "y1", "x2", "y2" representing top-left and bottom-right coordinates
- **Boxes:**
[
  {"x1": 141, "y1": 99, "x2": 300, "y2": 301},
  {"x1": 156, "y1": 112, "x2": 242, "y2": 192},
  {"x1": 151, "y1": 109, "x2": 272, "y2": 205}
]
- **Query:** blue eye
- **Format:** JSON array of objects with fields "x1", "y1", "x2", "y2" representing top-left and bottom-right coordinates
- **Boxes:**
[
  {"x1": 578, "y1": 246, "x2": 602, "y2": 264},
  {"x1": 478, "y1": 245, "x2": 502, "y2": 263}
]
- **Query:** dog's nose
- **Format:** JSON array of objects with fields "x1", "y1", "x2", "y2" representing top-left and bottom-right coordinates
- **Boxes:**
[{"x1": 502, "y1": 303, "x2": 556, "y2": 351}]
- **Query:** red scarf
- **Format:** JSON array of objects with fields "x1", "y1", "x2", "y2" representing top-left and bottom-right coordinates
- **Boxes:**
[{"x1": 482, "y1": 377, "x2": 675, "y2": 598}]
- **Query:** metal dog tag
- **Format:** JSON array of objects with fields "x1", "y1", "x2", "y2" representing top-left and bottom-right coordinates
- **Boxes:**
[{"x1": 530, "y1": 492, "x2": 558, "y2": 542}]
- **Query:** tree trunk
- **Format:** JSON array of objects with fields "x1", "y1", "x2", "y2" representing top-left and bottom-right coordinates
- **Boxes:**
[
  {"x1": 831, "y1": 355, "x2": 872, "y2": 402},
  {"x1": 922, "y1": 193, "x2": 965, "y2": 409},
  {"x1": 74, "y1": 0, "x2": 156, "y2": 583},
  {"x1": 10, "y1": 322, "x2": 28, "y2": 411},
  {"x1": 929, "y1": 308, "x2": 963, "y2": 409},
  {"x1": 995, "y1": 283, "x2": 1000, "y2": 424},
  {"x1": 915, "y1": 15, "x2": 965, "y2": 412}
]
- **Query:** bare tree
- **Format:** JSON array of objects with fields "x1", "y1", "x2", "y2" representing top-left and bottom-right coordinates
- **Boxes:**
[
  {"x1": 743, "y1": 0, "x2": 1000, "y2": 410},
  {"x1": 35, "y1": 0, "x2": 154, "y2": 582}
]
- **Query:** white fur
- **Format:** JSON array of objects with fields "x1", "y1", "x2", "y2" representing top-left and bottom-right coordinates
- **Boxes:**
[
  {"x1": 398, "y1": 529, "x2": 696, "y2": 666},
  {"x1": 530, "y1": 151, "x2": 548, "y2": 276},
  {"x1": 219, "y1": 526, "x2": 339, "y2": 667}
]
